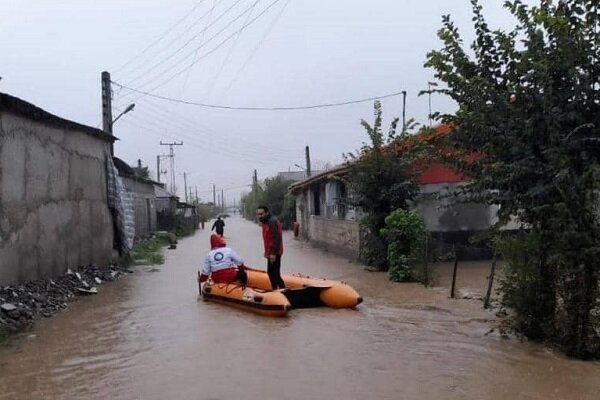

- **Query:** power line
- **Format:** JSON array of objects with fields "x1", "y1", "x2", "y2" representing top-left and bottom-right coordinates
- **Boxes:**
[
  {"x1": 205, "y1": 0, "x2": 261, "y2": 97},
  {"x1": 123, "y1": 0, "x2": 252, "y2": 88},
  {"x1": 221, "y1": 0, "x2": 290, "y2": 97},
  {"x1": 117, "y1": 112, "x2": 297, "y2": 166},
  {"x1": 127, "y1": 0, "x2": 283, "y2": 96},
  {"x1": 180, "y1": 0, "x2": 221, "y2": 96},
  {"x1": 112, "y1": 82, "x2": 407, "y2": 111},
  {"x1": 112, "y1": 0, "x2": 209, "y2": 75},
  {"x1": 114, "y1": 97, "x2": 302, "y2": 157}
]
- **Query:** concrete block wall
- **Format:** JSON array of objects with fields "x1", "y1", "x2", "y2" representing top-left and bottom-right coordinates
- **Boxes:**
[
  {"x1": 307, "y1": 215, "x2": 360, "y2": 260},
  {"x1": 121, "y1": 176, "x2": 157, "y2": 238},
  {"x1": 0, "y1": 109, "x2": 114, "y2": 284}
]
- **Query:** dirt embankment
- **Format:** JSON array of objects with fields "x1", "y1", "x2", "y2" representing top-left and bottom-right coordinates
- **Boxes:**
[{"x1": 0, "y1": 265, "x2": 127, "y2": 340}]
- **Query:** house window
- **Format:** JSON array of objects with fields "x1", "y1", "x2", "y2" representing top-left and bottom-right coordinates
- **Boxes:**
[
  {"x1": 325, "y1": 181, "x2": 347, "y2": 219},
  {"x1": 313, "y1": 188, "x2": 321, "y2": 216}
]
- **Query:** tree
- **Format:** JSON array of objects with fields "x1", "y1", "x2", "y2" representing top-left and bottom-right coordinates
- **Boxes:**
[
  {"x1": 240, "y1": 176, "x2": 295, "y2": 228},
  {"x1": 262, "y1": 176, "x2": 295, "y2": 229},
  {"x1": 425, "y1": 0, "x2": 600, "y2": 358},
  {"x1": 240, "y1": 185, "x2": 264, "y2": 222},
  {"x1": 132, "y1": 159, "x2": 150, "y2": 180},
  {"x1": 344, "y1": 101, "x2": 421, "y2": 268}
]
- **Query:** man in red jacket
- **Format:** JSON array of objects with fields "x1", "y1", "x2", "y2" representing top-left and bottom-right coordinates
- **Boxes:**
[{"x1": 257, "y1": 205, "x2": 285, "y2": 289}]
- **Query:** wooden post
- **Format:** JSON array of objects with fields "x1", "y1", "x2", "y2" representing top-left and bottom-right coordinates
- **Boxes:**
[
  {"x1": 423, "y1": 235, "x2": 429, "y2": 287},
  {"x1": 450, "y1": 244, "x2": 459, "y2": 299},
  {"x1": 483, "y1": 253, "x2": 497, "y2": 309}
]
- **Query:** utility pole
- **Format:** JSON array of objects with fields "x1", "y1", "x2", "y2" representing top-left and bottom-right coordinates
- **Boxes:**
[
  {"x1": 221, "y1": 188, "x2": 224, "y2": 210},
  {"x1": 305, "y1": 146, "x2": 312, "y2": 177},
  {"x1": 183, "y1": 172, "x2": 189, "y2": 202},
  {"x1": 213, "y1": 184, "x2": 216, "y2": 206},
  {"x1": 101, "y1": 71, "x2": 113, "y2": 154},
  {"x1": 156, "y1": 155, "x2": 160, "y2": 182},
  {"x1": 253, "y1": 169, "x2": 258, "y2": 190},
  {"x1": 427, "y1": 81, "x2": 437, "y2": 128},
  {"x1": 159, "y1": 141, "x2": 183, "y2": 194},
  {"x1": 156, "y1": 154, "x2": 170, "y2": 183},
  {"x1": 401, "y1": 90, "x2": 407, "y2": 133},
  {"x1": 195, "y1": 186, "x2": 198, "y2": 203}
]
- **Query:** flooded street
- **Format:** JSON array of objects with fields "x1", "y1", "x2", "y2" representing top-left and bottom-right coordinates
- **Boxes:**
[{"x1": 1, "y1": 217, "x2": 599, "y2": 400}]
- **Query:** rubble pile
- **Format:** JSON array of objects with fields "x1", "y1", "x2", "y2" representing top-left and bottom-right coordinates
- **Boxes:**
[{"x1": 0, "y1": 265, "x2": 127, "y2": 336}]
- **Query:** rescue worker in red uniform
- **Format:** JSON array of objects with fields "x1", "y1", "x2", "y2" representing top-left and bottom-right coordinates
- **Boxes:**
[
  {"x1": 198, "y1": 234, "x2": 247, "y2": 285},
  {"x1": 256, "y1": 205, "x2": 285, "y2": 289}
]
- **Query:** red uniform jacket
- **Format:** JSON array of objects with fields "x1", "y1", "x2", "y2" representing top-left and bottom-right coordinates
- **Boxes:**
[{"x1": 262, "y1": 216, "x2": 283, "y2": 256}]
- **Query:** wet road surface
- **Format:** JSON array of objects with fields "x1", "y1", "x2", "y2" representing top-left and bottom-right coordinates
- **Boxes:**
[{"x1": 1, "y1": 216, "x2": 599, "y2": 400}]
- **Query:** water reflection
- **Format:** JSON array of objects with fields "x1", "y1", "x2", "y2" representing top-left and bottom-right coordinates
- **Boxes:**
[{"x1": 1, "y1": 217, "x2": 599, "y2": 400}]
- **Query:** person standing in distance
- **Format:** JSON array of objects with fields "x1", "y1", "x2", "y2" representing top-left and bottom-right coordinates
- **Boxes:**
[
  {"x1": 211, "y1": 216, "x2": 225, "y2": 237},
  {"x1": 256, "y1": 205, "x2": 285, "y2": 289}
]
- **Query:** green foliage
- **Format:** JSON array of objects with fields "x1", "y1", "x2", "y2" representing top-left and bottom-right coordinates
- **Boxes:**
[
  {"x1": 155, "y1": 231, "x2": 177, "y2": 243},
  {"x1": 381, "y1": 209, "x2": 427, "y2": 282},
  {"x1": 359, "y1": 217, "x2": 388, "y2": 268},
  {"x1": 262, "y1": 176, "x2": 294, "y2": 218},
  {"x1": 195, "y1": 202, "x2": 214, "y2": 223},
  {"x1": 240, "y1": 184, "x2": 264, "y2": 222},
  {"x1": 280, "y1": 192, "x2": 297, "y2": 230},
  {"x1": 425, "y1": 0, "x2": 600, "y2": 358},
  {"x1": 496, "y1": 232, "x2": 555, "y2": 340},
  {"x1": 345, "y1": 101, "x2": 421, "y2": 268},
  {"x1": 128, "y1": 236, "x2": 170, "y2": 266},
  {"x1": 240, "y1": 176, "x2": 295, "y2": 228}
]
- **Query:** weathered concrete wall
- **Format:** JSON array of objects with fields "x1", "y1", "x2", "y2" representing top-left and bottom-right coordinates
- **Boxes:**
[
  {"x1": 0, "y1": 109, "x2": 114, "y2": 284},
  {"x1": 307, "y1": 215, "x2": 360, "y2": 260},
  {"x1": 121, "y1": 176, "x2": 156, "y2": 239}
]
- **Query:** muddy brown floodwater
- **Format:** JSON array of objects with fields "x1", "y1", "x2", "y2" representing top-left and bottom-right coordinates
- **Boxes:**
[{"x1": 1, "y1": 216, "x2": 599, "y2": 400}]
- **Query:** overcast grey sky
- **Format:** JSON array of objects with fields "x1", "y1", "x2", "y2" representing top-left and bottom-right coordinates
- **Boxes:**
[{"x1": 1, "y1": 0, "x2": 526, "y2": 203}]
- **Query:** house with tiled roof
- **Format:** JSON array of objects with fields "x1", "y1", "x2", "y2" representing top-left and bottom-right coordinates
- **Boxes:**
[{"x1": 290, "y1": 124, "x2": 504, "y2": 260}]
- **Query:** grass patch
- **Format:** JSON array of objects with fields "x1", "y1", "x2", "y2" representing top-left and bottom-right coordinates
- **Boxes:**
[{"x1": 128, "y1": 235, "x2": 172, "y2": 267}]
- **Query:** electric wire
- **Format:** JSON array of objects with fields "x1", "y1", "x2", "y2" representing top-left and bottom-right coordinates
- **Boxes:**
[
  {"x1": 221, "y1": 0, "x2": 290, "y2": 97},
  {"x1": 118, "y1": 116, "x2": 286, "y2": 167},
  {"x1": 127, "y1": 0, "x2": 283, "y2": 96},
  {"x1": 180, "y1": 0, "x2": 221, "y2": 96},
  {"x1": 122, "y1": 0, "x2": 253, "y2": 88},
  {"x1": 115, "y1": 0, "x2": 226, "y2": 85},
  {"x1": 204, "y1": 0, "x2": 260, "y2": 97},
  {"x1": 112, "y1": 0, "x2": 209, "y2": 75},
  {"x1": 114, "y1": 96, "x2": 302, "y2": 157},
  {"x1": 112, "y1": 83, "x2": 407, "y2": 111},
  {"x1": 114, "y1": 105, "x2": 300, "y2": 164}
]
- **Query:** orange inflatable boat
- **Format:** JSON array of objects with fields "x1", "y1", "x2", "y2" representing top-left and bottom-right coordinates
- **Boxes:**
[
  {"x1": 201, "y1": 281, "x2": 291, "y2": 317},
  {"x1": 245, "y1": 267, "x2": 363, "y2": 309}
]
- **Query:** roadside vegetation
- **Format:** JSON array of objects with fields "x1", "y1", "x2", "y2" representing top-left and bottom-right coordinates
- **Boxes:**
[
  {"x1": 126, "y1": 232, "x2": 177, "y2": 267},
  {"x1": 425, "y1": 0, "x2": 600, "y2": 358},
  {"x1": 343, "y1": 101, "x2": 430, "y2": 283},
  {"x1": 240, "y1": 176, "x2": 295, "y2": 229}
]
